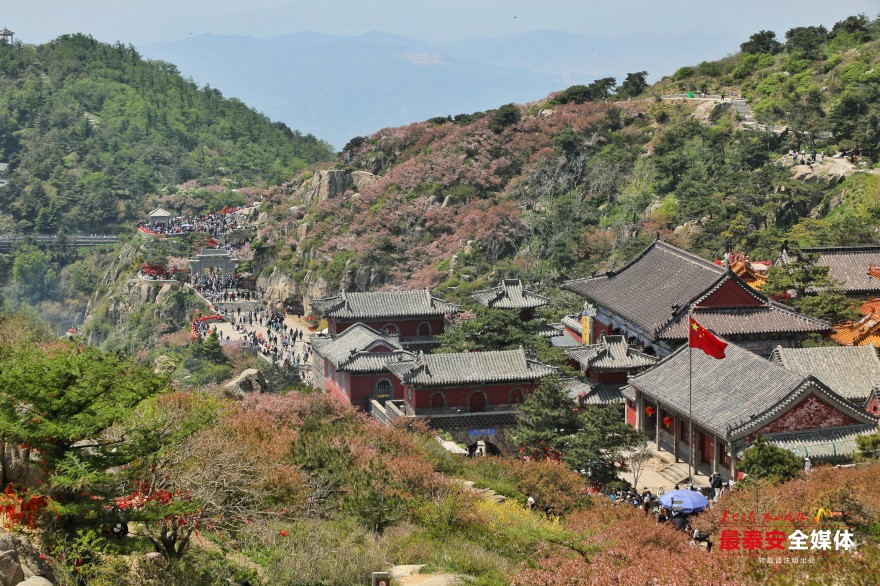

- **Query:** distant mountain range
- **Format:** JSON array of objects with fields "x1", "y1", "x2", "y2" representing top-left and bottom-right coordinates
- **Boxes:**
[{"x1": 141, "y1": 30, "x2": 738, "y2": 150}]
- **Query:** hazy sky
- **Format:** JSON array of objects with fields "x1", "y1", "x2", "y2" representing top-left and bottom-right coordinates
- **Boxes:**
[{"x1": 4, "y1": 1, "x2": 879, "y2": 46}]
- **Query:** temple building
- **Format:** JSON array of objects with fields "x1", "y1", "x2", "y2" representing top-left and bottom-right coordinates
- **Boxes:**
[
  {"x1": 726, "y1": 253, "x2": 769, "y2": 290},
  {"x1": 831, "y1": 298, "x2": 880, "y2": 346},
  {"x1": 624, "y1": 339, "x2": 878, "y2": 478},
  {"x1": 770, "y1": 345, "x2": 880, "y2": 409},
  {"x1": 385, "y1": 348, "x2": 553, "y2": 415},
  {"x1": 563, "y1": 239, "x2": 830, "y2": 357},
  {"x1": 562, "y1": 335, "x2": 658, "y2": 406},
  {"x1": 779, "y1": 245, "x2": 880, "y2": 297},
  {"x1": 566, "y1": 334, "x2": 658, "y2": 383},
  {"x1": 147, "y1": 206, "x2": 173, "y2": 227},
  {"x1": 310, "y1": 324, "x2": 407, "y2": 409},
  {"x1": 311, "y1": 290, "x2": 460, "y2": 347},
  {"x1": 471, "y1": 278, "x2": 549, "y2": 320}
]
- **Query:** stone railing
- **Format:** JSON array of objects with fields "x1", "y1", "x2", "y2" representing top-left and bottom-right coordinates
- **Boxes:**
[
  {"x1": 0, "y1": 234, "x2": 118, "y2": 252},
  {"x1": 370, "y1": 400, "x2": 518, "y2": 432}
]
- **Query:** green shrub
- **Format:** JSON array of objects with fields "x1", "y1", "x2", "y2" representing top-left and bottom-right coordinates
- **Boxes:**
[
  {"x1": 488, "y1": 104, "x2": 521, "y2": 134},
  {"x1": 242, "y1": 519, "x2": 387, "y2": 586},
  {"x1": 673, "y1": 66, "x2": 695, "y2": 80},
  {"x1": 696, "y1": 61, "x2": 721, "y2": 77},
  {"x1": 819, "y1": 53, "x2": 843, "y2": 73},
  {"x1": 784, "y1": 57, "x2": 812, "y2": 74}
]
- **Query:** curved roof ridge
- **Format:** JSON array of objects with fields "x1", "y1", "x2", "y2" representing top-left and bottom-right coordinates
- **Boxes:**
[{"x1": 654, "y1": 240, "x2": 726, "y2": 273}]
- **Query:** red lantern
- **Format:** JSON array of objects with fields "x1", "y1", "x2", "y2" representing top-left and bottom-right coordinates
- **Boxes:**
[
  {"x1": 663, "y1": 416, "x2": 674, "y2": 427},
  {"x1": 645, "y1": 406, "x2": 656, "y2": 417}
]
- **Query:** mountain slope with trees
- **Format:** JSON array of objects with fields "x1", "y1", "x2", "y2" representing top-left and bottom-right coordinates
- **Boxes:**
[
  {"x1": 249, "y1": 14, "x2": 880, "y2": 323},
  {"x1": 0, "y1": 33, "x2": 333, "y2": 236}
]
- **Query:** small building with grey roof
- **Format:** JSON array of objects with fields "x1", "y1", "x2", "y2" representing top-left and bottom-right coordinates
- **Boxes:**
[
  {"x1": 310, "y1": 323, "x2": 407, "y2": 409},
  {"x1": 563, "y1": 335, "x2": 658, "y2": 406},
  {"x1": 368, "y1": 348, "x2": 556, "y2": 456},
  {"x1": 471, "y1": 278, "x2": 549, "y2": 320},
  {"x1": 311, "y1": 289, "x2": 460, "y2": 348},
  {"x1": 385, "y1": 348, "x2": 554, "y2": 415}
]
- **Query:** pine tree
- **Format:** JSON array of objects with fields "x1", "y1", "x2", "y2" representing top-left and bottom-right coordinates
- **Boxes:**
[
  {"x1": 565, "y1": 406, "x2": 644, "y2": 485},
  {"x1": 739, "y1": 434, "x2": 803, "y2": 482},
  {"x1": 512, "y1": 375, "x2": 579, "y2": 455}
]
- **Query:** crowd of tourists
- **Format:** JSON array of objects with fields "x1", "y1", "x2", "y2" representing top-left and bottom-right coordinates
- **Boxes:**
[
  {"x1": 223, "y1": 307, "x2": 311, "y2": 373},
  {"x1": 787, "y1": 148, "x2": 823, "y2": 166},
  {"x1": 191, "y1": 271, "x2": 258, "y2": 304},
  {"x1": 575, "y1": 472, "x2": 735, "y2": 550},
  {"x1": 143, "y1": 208, "x2": 248, "y2": 237}
]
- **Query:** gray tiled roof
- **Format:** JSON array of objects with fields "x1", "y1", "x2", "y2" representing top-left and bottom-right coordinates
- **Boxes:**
[
  {"x1": 799, "y1": 246, "x2": 880, "y2": 293},
  {"x1": 563, "y1": 241, "x2": 725, "y2": 338},
  {"x1": 770, "y1": 345, "x2": 880, "y2": 401},
  {"x1": 550, "y1": 334, "x2": 582, "y2": 348},
  {"x1": 340, "y1": 354, "x2": 401, "y2": 373},
  {"x1": 471, "y1": 279, "x2": 549, "y2": 310},
  {"x1": 561, "y1": 315, "x2": 583, "y2": 335},
  {"x1": 312, "y1": 289, "x2": 460, "y2": 320},
  {"x1": 741, "y1": 425, "x2": 878, "y2": 460},
  {"x1": 656, "y1": 303, "x2": 830, "y2": 340},
  {"x1": 560, "y1": 378, "x2": 625, "y2": 405},
  {"x1": 309, "y1": 323, "x2": 404, "y2": 372},
  {"x1": 565, "y1": 335, "x2": 659, "y2": 371},
  {"x1": 627, "y1": 339, "x2": 875, "y2": 439},
  {"x1": 561, "y1": 377, "x2": 593, "y2": 400},
  {"x1": 148, "y1": 206, "x2": 173, "y2": 217},
  {"x1": 386, "y1": 348, "x2": 554, "y2": 386},
  {"x1": 534, "y1": 321, "x2": 562, "y2": 338}
]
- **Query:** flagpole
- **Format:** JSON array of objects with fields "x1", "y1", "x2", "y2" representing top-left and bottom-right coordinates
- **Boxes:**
[{"x1": 688, "y1": 309, "x2": 693, "y2": 485}]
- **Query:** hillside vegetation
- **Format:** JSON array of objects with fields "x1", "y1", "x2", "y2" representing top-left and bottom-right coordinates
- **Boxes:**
[
  {"x1": 1, "y1": 312, "x2": 879, "y2": 585},
  {"x1": 251, "y1": 14, "x2": 880, "y2": 316},
  {"x1": 0, "y1": 34, "x2": 333, "y2": 235},
  {"x1": 2, "y1": 16, "x2": 880, "y2": 586}
]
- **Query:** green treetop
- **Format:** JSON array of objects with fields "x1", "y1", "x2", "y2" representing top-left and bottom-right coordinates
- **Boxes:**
[
  {"x1": 0, "y1": 340, "x2": 167, "y2": 530},
  {"x1": 739, "y1": 434, "x2": 803, "y2": 482}
]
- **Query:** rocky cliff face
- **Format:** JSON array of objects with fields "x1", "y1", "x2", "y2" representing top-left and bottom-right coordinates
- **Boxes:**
[
  {"x1": 282, "y1": 169, "x2": 378, "y2": 208},
  {"x1": 258, "y1": 168, "x2": 386, "y2": 309},
  {"x1": 257, "y1": 264, "x2": 386, "y2": 311},
  {"x1": 105, "y1": 280, "x2": 187, "y2": 324}
]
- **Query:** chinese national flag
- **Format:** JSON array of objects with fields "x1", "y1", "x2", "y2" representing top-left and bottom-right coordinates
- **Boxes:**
[{"x1": 689, "y1": 317, "x2": 727, "y2": 359}]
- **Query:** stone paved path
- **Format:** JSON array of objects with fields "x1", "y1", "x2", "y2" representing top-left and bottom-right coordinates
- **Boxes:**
[
  {"x1": 188, "y1": 285, "x2": 315, "y2": 377},
  {"x1": 390, "y1": 565, "x2": 461, "y2": 586}
]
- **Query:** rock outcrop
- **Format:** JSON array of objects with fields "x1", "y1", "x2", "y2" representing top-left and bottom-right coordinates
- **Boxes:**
[
  {"x1": 0, "y1": 533, "x2": 55, "y2": 586},
  {"x1": 284, "y1": 169, "x2": 378, "y2": 208},
  {"x1": 223, "y1": 369, "x2": 268, "y2": 400},
  {"x1": 102, "y1": 280, "x2": 191, "y2": 329},
  {"x1": 257, "y1": 265, "x2": 386, "y2": 312},
  {"x1": 787, "y1": 156, "x2": 857, "y2": 188}
]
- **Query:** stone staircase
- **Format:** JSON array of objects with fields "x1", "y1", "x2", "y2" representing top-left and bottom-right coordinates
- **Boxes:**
[
  {"x1": 649, "y1": 448, "x2": 708, "y2": 488},
  {"x1": 730, "y1": 99, "x2": 755, "y2": 124}
]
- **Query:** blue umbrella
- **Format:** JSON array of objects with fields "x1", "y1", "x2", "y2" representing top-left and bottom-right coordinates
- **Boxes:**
[{"x1": 658, "y1": 489, "x2": 709, "y2": 513}]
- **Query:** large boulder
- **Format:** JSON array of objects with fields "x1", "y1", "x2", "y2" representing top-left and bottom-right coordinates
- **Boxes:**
[
  {"x1": 0, "y1": 533, "x2": 55, "y2": 586},
  {"x1": 15, "y1": 578, "x2": 54, "y2": 586},
  {"x1": 0, "y1": 537, "x2": 22, "y2": 586},
  {"x1": 223, "y1": 369, "x2": 268, "y2": 399}
]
